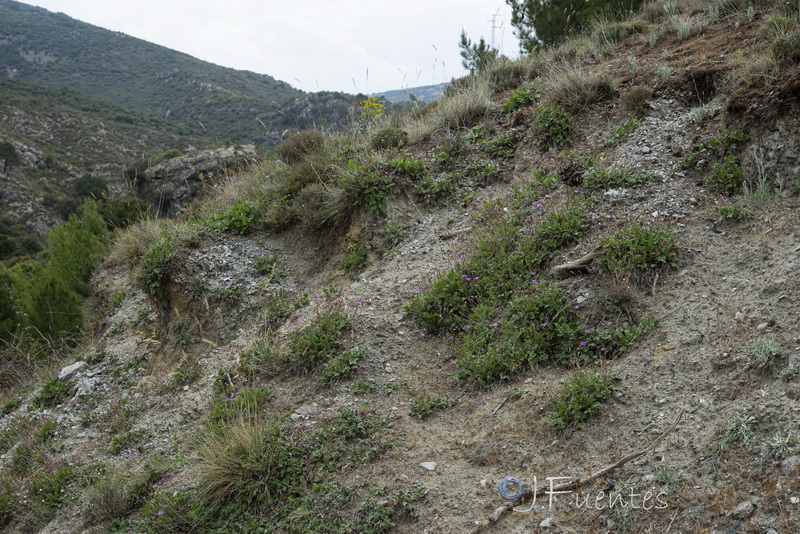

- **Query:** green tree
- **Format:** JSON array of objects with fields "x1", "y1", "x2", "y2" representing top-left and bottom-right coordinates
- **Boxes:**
[
  {"x1": 0, "y1": 142, "x2": 22, "y2": 173},
  {"x1": 506, "y1": 0, "x2": 646, "y2": 49},
  {"x1": 459, "y1": 29, "x2": 500, "y2": 73},
  {"x1": 72, "y1": 174, "x2": 108, "y2": 199},
  {"x1": 48, "y1": 199, "x2": 110, "y2": 296},
  {"x1": 27, "y1": 269, "x2": 82, "y2": 339},
  {"x1": 0, "y1": 266, "x2": 21, "y2": 341}
]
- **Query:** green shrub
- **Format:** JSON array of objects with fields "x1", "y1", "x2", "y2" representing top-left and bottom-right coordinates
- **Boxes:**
[
  {"x1": 533, "y1": 106, "x2": 574, "y2": 150},
  {"x1": 32, "y1": 377, "x2": 74, "y2": 409},
  {"x1": 275, "y1": 130, "x2": 327, "y2": 163},
  {"x1": 371, "y1": 127, "x2": 408, "y2": 150},
  {"x1": 503, "y1": 81, "x2": 542, "y2": 113},
  {"x1": 773, "y1": 29, "x2": 800, "y2": 65},
  {"x1": 409, "y1": 395, "x2": 456, "y2": 420},
  {"x1": 549, "y1": 370, "x2": 617, "y2": 429},
  {"x1": 320, "y1": 346, "x2": 367, "y2": 383},
  {"x1": 598, "y1": 225, "x2": 678, "y2": 274},
  {"x1": 209, "y1": 200, "x2": 260, "y2": 235},
  {"x1": 141, "y1": 491, "x2": 209, "y2": 533},
  {"x1": 714, "y1": 202, "x2": 751, "y2": 220},
  {"x1": 284, "y1": 310, "x2": 352, "y2": 372},
  {"x1": 138, "y1": 237, "x2": 174, "y2": 299},
  {"x1": 340, "y1": 162, "x2": 395, "y2": 217},
  {"x1": 72, "y1": 174, "x2": 108, "y2": 199}
]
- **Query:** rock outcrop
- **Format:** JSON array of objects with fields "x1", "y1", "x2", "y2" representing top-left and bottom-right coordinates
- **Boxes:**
[{"x1": 137, "y1": 144, "x2": 258, "y2": 215}]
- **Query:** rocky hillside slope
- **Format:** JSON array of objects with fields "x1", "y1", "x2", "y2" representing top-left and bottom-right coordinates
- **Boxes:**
[{"x1": 1, "y1": 1, "x2": 800, "y2": 533}]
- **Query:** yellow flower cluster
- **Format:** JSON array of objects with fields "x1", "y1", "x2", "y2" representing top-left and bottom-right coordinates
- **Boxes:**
[{"x1": 359, "y1": 97, "x2": 384, "y2": 123}]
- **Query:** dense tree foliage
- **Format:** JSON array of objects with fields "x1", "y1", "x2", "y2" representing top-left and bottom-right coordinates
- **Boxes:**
[
  {"x1": 506, "y1": 0, "x2": 647, "y2": 49},
  {"x1": 0, "y1": 141, "x2": 22, "y2": 173},
  {"x1": 459, "y1": 30, "x2": 501, "y2": 73}
]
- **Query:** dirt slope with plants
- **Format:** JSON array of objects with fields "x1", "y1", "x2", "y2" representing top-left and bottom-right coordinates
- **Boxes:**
[{"x1": 1, "y1": 1, "x2": 800, "y2": 533}]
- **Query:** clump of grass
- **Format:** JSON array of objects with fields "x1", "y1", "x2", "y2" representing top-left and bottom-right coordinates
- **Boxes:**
[
  {"x1": 620, "y1": 86, "x2": 653, "y2": 117},
  {"x1": 340, "y1": 161, "x2": 395, "y2": 217},
  {"x1": 533, "y1": 106, "x2": 574, "y2": 150},
  {"x1": 545, "y1": 64, "x2": 615, "y2": 111},
  {"x1": 371, "y1": 127, "x2": 408, "y2": 150},
  {"x1": 275, "y1": 130, "x2": 327, "y2": 164},
  {"x1": 598, "y1": 225, "x2": 678, "y2": 275},
  {"x1": 409, "y1": 395, "x2": 456, "y2": 420},
  {"x1": 549, "y1": 370, "x2": 617, "y2": 429},
  {"x1": 405, "y1": 75, "x2": 492, "y2": 142},
  {"x1": 654, "y1": 465, "x2": 684, "y2": 494},
  {"x1": 137, "y1": 236, "x2": 174, "y2": 300}
]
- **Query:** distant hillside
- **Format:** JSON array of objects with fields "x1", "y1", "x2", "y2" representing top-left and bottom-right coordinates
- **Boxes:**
[
  {"x1": 0, "y1": 0, "x2": 357, "y2": 144},
  {"x1": 0, "y1": 77, "x2": 206, "y2": 237},
  {"x1": 373, "y1": 82, "x2": 448, "y2": 104}
]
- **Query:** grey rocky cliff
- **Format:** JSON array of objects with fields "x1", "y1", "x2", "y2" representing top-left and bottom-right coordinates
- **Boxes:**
[{"x1": 137, "y1": 144, "x2": 258, "y2": 215}]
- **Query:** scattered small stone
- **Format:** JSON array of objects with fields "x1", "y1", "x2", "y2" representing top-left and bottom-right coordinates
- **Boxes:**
[
  {"x1": 420, "y1": 462, "x2": 437, "y2": 471},
  {"x1": 732, "y1": 499, "x2": 754, "y2": 519},
  {"x1": 757, "y1": 322, "x2": 769, "y2": 330},
  {"x1": 540, "y1": 517, "x2": 553, "y2": 527}
]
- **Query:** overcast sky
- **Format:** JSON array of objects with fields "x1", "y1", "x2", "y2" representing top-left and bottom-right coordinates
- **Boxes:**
[{"x1": 25, "y1": 0, "x2": 519, "y2": 94}]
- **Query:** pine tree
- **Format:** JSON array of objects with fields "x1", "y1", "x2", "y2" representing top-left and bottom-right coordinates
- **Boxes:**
[
  {"x1": 0, "y1": 141, "x2": 22, "y2": 173},
  {"x1": 459, "y1": 30, "x2": 501, "y2": 73}
]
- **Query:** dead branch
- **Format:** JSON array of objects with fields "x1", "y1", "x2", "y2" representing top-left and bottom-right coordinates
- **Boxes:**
[
  {"x1": 551, "y1": 246, "x2": 607, "y2": 279},
  {"x1": 468, "y1": 408, "x2": 684, "y2": 534},
  {"x1": 438, "y1": 227, "x2": 473, "y2": 240}
]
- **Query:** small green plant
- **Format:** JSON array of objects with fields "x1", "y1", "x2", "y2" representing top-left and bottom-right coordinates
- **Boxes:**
[
  {"x1": 719, "y1": 413, "x2": 757, "y2": 451},
  {"x1": 549, "y1": 370, "x2": 617, "y2": 429},
  {"x1": 275, "y1": 130, "x2": 326, "y2": 164},
  {"x1": 209, "y1": 200, "x2": 260, "y2": 235},
  {"x1": 628, "y1": 56, "x2": 639, "y2": 78},
  {"x1": 598, "y1": 225, "x2": 678, "y2": 274},
  {"x1": 320, "y1": 346, "x2": 367, "y2": 383},
  {"x1": 386, "y1": 157, "x2": 426, "y2": 178},
  {"x1": 762, "y1": 431, "x2": 797, "y2": 459},
  {"x1": 504, "y1": 81, "x2": 542, "y2": 113},
  {"x1": 533, "y1": 106, "x2": 574, "y2": 150},
  {"x1": 714, "y1": 202, "x2": 751, "y2": 220},
  {"x1": 32, "y1": 377, "x2": 74, "y2": 409},
  {"x1": 138, "y1": 237, "x2": 174, "y2": 299},
  {"x1": 253, "y1": 254, "x2": 278, "y2": 275},
  {"x1": 780, "y1": 353, "x2": 800, "y2": 379},
  {"x1": 352, "y1": 380, "x2": 378, "y2": 395},
  {"x1": 748, "y1": 337, "x2": 782, "y2": 368},
  {"x1": 683, "y1": 125, "x2": 747, "y2": 194},
  {"x1": 464, "y1": 124, "x2": 488, "y2": 145},
  {"x1": 710, "y1": 154, "x2": 745, "y2": 195},
  {"x1": 110, "y1": 429, "x2": 149, "y2": 454},
  {"x1": 380, "y1": 219, "x2": 409, "y2": 252},
  {"x1": 341, "y1": 162, "x2": 395, "y2": 217},
  {"x1": 655, "y1": 65, "x2": 673, "y2": 81},
  {"x1": 484, "y1": 132, "x2": 517, "y2": 160},
  {"x1": 654, "y1": 465, "x2": 683, "y2": 494},
  {"x1": 608, "y1": 117, "x2": 644, "y2": 144},
  {"x1": 172, "y1": 360, "x2": 201, "y2": 389},
  {"x1": 582, "y1": 168, "x2": 649, "y2": 188},
  {"x1": 341, "y1": 243, "x2": 367, "y2": 274},
  {"x1": 409, "y1": 395, "x2": 456, "y2": 420},
  {"x1": 284, "y1": 310, "x2": 352, "y2": 372},
  {"x1": 691, "y1": 104, "x2": 716, "y2": 123}
]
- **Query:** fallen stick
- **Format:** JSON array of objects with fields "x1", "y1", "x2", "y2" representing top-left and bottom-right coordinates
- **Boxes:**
[
  {"x1": 551, "y1": 246, "x2": 607, "y2": 279},
  {"x1": 438, "y1": 227, "x2": 473, "y2": 240},
  {"x1": 468, "y1": 408, "x2": 684, "y2": 534}
]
